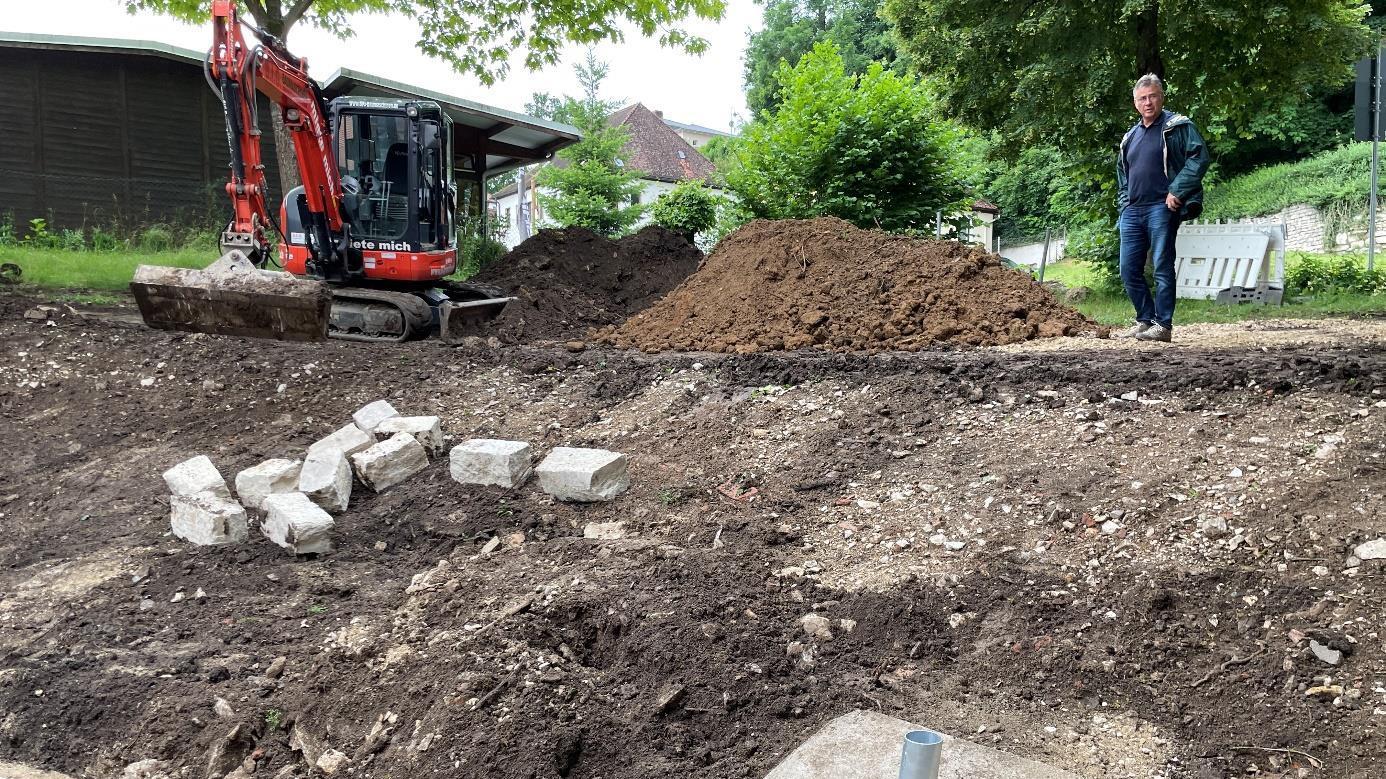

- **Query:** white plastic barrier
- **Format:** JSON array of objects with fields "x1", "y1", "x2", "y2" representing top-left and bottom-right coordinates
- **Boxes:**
[{"x1": 1175, "y1": 221, "x2": 1286, "y2": 304}]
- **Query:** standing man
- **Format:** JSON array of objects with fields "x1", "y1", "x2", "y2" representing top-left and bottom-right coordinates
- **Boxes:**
[{"x1": 1116, "y1": 74, "x2": 1209, "y2": 342}]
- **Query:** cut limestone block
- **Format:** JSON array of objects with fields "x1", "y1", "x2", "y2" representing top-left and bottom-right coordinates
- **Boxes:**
[
  {"x1": 352, "y1": 400, "x2": 400, "y2": 433},
  {"x1": 261, "y1": 492, "x2": 334, "y2": 555},
  {"x1": 171, "y1": 491, "x2": 248, "y2": 546},
  {"x1": 234, "y1": 458, "x2": 301, "y2": 510},
  {"x1": 376, "y1": 416, "x2": 444, "y2": 457},
  {"x1": 298, "y1": 449, "x2": 352, "y2": 513},
  {"x1": 449, "y1": 439, "x2": 533, "y2": 488},
  {"x1": 163, "y1": 455, "x2": 231, "y2": 498},
  {"x1": 352, "y1": 432, "x2": 429, "y2": 492},
  {"x1": 308, "y1": 423, "x2": 375, "y2": 458},
  {"x1": 536, "y1": 447, "x2": 629, "y2": 502}
]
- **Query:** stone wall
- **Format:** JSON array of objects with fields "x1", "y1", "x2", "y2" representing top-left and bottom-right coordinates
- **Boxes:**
[{"x1": 1234, "y1": 202, "x2": 1386, "y2": 254}]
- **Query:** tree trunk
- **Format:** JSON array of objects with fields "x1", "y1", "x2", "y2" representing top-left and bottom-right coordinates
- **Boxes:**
[
  {"x1": 259, "y1": 2, "x2": 303, "y2": 205},
  {"x1": 1133, "y1": 0, "x2": 1164, "y2": 79}
]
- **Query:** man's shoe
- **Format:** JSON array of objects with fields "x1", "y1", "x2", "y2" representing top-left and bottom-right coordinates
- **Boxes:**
[
  {"x1": 1134, "y1": 324, "x2": 1172, "y2": 342},
  {"x1": 1115, "y1": 322, "x2": 1152, "y2": 339}
]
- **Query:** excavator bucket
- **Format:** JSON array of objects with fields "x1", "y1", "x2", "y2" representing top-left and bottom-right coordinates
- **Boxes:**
[
  {"x1": 130, "y1": 250, "x2": 331, "y2": 341},
  {"x1": 438, "y1": 296, "x2": 516, "y2": 345}
]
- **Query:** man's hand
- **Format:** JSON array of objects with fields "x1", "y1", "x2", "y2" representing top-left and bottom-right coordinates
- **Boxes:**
[{"x1": 1165, "y1": 192, "x2": 1183, "y2": 211}]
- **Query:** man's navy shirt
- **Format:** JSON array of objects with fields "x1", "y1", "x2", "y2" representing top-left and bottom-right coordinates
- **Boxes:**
[{"x1": 1125, "y1": 115, "x2": 1169, "y2": 207}]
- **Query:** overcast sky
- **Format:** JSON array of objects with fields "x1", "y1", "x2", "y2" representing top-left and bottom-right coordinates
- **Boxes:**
[{"x1": 6, "y1": 1, "x2": 762, "y2": 131}]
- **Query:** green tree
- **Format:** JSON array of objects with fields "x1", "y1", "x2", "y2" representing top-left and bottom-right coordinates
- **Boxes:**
[
  {"x1": 651, "y1": 181, "x2": 720, "y2": 238},
  {"x1": 697, "y1": 134, "x2": 743, "y2": 184},
  {"x1": 126, "y1": 0, "x2": 725, "y2": 195},
  {"x1": 745, "y1": 0, "x2": 902, "y2": 116},
  {"x1": 727, "y1": 41, "x2": 966, "y2": 232},
  {"x1": 883, "y1": 0, "x2": 1372, "y2": 171},
  {"x1": 536, "y1": 55, "x2": 644, "y2": 236}
]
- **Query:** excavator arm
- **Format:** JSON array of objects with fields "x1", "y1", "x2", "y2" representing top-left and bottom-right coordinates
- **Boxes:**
[{"x1": 209, "y1": 0, "x2": 349, "y2": 277}]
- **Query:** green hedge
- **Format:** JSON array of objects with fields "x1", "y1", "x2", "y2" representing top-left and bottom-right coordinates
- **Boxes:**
[{"x1": 1202, "y1": 143, "x2": 1370, "y2": 221}]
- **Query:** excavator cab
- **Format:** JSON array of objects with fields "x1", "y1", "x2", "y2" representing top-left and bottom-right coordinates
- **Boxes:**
[{"x1": 280, "y1": 98, "x2": 456, "y2": 283}]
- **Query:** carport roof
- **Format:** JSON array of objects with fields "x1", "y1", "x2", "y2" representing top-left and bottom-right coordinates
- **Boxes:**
[
  {"x1": 323, "y1": 67, "x2": 581, "y2": 177},
  {"x1": 0, "y1": 30, "x2": 206, "y2": 65}
]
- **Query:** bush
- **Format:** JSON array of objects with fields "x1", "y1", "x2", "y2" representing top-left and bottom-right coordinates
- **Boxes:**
[
  {"x1": 456, "y1": 234, "x2": 508, "y2": 279},
  {"x1": 59, "y1": 229, "x2": 86, "y2": 251},
  {"x1": 1065, "y1": 220, "x2": 1122, "y2": 291},
  {"x1": 727, "y1": 41, "x2": 967, "y2": 232},
  {"x1": 89, "y1": 226, "x2": 121, "y2": 252},
  {"x1": 651, "y1": 181, "x2": 719, "y2": 238},
  {"x1": 707, "y1": 198, "x2": 755, "y2": 248},
  {"x1": 0, "y1": 212, "x2": 17, "y2": 246},
  {"x1": 1284, "y1": 252, "x2": 1386, "y2": 295},
  {"x1": 138, "y1": 226, "x2": 175, "y2": 252},
  {"x1": 25, "y1": 218, "x2": 61, "y2": 249}
]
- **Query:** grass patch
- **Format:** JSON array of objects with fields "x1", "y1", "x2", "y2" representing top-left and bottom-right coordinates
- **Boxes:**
[
  {"x1": 1066, "y1": 285, "x2": 1386, "y2": 325},
  {"x1": 1202, "y1": 143, "x2": 1371, "y2": 222},
  {"x1": 1043, "y1": 256, "x2": 1386, "y2": 324},
  {"x1": 0, "y1": 245, "x2": 215, "y2": 291}
]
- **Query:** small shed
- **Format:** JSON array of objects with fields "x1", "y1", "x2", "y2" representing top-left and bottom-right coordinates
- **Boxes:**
[
  {"x1": 0, "y1": 32, "x2": 579, "y2": 234},
  {"x1": 0, "y1": 31, "x2": 283, "y2": 231}
]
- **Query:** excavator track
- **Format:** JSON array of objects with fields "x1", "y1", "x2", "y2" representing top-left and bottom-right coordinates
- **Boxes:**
[{"x1": 328, "y1": 288, "x2": 432, "y2": 343}]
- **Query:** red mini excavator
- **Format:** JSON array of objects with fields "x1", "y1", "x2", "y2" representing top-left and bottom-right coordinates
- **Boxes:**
[{"x1": 130, "y1": 0, "x2": 512, "y2": 342}]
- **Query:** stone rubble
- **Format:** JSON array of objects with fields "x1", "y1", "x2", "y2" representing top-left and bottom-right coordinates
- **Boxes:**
[
  {"x1": 170, "y1": 492, "x2": 248, "y2": 546},
  {"x1": 536, "y1": 447, "x2": 630, "y2": 502},
  {"x1": 450, "y1": 439, "x2": 534, "y2": 488},
  {"x1": 298, "y1": 449, "x2": 352, "y2": 513},
  {"x1": 261, "y1": 492, "x2": 335, "y2": 555},
  {"x1": 352, "y1": 433, "x2": 430, "y2": 493},
  {"x1": 233, "y1": 458, "x2": 301, "y2": 511},
  {"x1": 162, "y1": 455, "x2": 231, "y2": 498},
  {"x1": 376, "y1": 415, "x2": 444, "y2": 457},
  {"x1": 352, "y1": 400, "x2": 400, "y2": 433},
  {"x1": 308, "y1": 423, "x2": 375, "y2": 459}
]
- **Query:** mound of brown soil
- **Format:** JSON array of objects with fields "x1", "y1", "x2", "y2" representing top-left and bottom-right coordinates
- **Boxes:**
[
  {"x1": 600, "y1": 217, "x2": 1100, "y2": 353},
  {"x1": 470, "y1": 225, "x2": 702, "y2": 343}
]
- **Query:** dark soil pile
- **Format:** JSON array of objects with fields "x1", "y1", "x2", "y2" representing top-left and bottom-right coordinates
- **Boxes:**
[
  {"x1": 601, "y1": 217, "x2": 1099, "y2": 353},
  {"x1": 470, "y1": 225, "x2": 703, "y2": 343}
]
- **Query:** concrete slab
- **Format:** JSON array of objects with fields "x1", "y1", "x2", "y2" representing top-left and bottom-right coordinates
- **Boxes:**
[
  {"x1": 0, "y1": 761, "x2": 77, "y2": 779},
  {"x1": 536, "y1": 447, "x2": 629, "y2": 502},
  {"x1": 764, "y1": 710, "x2": 1076, "y2": 779},
  {"x1": 449, "y1": 439, "x2": 533, "y2": 488}
]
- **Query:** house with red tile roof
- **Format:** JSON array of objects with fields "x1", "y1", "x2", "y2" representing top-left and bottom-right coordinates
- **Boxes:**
[{"x1": 492, "y1": 103, "x2": 728, "y2": 247}]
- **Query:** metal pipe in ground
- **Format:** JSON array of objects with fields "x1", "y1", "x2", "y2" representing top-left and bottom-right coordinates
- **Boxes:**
[{"x1": 898, "y1": 729, "x2": 944, "y2": 779}]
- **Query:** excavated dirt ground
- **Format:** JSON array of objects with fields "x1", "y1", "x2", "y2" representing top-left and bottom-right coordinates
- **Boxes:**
[
  {"x1": 602, "y1": 218, "x2": 1100, "y2": 353},
  {"x1": 469, "y1": 226, "x2": 703, "y2": 344},
  {"x1": 1, "y1": 293, "x2": 1384, "y2": 779}
]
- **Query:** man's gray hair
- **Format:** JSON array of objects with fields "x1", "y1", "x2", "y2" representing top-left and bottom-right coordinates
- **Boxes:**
[{"x1": 1133, "y1": 74, "x2": 1164, "y2": 95}]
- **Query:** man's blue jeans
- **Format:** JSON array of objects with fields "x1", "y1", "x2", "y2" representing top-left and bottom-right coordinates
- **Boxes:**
[{"x1": 1118, "y1": 203, "x2": 1181, "y2": 329}]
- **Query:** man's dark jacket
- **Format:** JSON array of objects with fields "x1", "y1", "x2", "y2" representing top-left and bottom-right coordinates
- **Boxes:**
[{"x1": 1116, "y1": 109, "x2": 1209, "y2": 219}]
